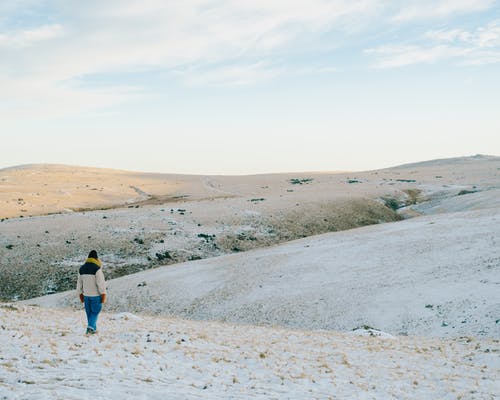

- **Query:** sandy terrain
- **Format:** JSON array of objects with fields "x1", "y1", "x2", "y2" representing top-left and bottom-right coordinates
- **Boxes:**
[
  {"x1": 2, "y1": 155, "x2": 498, "y2": 220},
  {"x1": 0, "y1": 164, "x2": 221, "y2": 219}
]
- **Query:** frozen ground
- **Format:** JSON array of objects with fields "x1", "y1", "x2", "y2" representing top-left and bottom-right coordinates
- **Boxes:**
[
  {"x1": 0, "y1": 304, "x2": 498, "y2": 400},
  {"x1": 27, "y1": 205, "x2": 500, "y2": 338},
  {"x1": 1, "y1": 155, "x2": 499, "y2": 301},
  {"x1": 1, "y1": 156, "x2": 500, "y2": 399}
]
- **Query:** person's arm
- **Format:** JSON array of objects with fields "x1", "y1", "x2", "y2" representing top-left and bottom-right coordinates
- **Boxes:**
[
  {"x1": 76, "y1": 274, "x2": 84, "y2": 303},
  {"x1": 96, "y1": 268, "x2": 107, "y2": 303}
]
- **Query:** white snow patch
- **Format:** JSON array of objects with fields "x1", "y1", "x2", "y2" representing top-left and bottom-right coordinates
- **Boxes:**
[
  {"x1": 110, "y1": 312, "x2": 143, "y2": 321},
  {"x1": 350, "y1": 327, "x2": 396, "y2": 339}
]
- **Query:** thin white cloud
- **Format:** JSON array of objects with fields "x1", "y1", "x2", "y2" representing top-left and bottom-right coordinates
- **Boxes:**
[
  {"x1": 367, "y1": 20, "x2": 500, "y2": 68},
  {"x1": 365, "y1": 44, "x2": 468, "y2": 68},
  {"x1": 0, "y1": 24, "x2": 64, "y2": 48},
  {"x1": 0, "y1": 74, "x2": 140, "y2": 120},
  {"x1": 392, "y1": 0, "x2": 495, "y2": 21},
  {"x1": 1, "y1": 0, "x2": 379, "y2": 117},
  {"x1": 0, "y1": 0, "x2": 497, "y2": 118},
  {"x1": 424, "y1": 29, "x2": 473, "y2": 43},
  {"x1": 470, "y1": 22, "x2": 500, "y2": 48},
  {"x1": 175, "y1": 62, "x2": 337, "y2": 87},
  {"x1": 177, "y1": 62, "x2": 282, "y2": 87},
  {"x1": 425, "y1": 21, "x2": 500, "y2": 48}
]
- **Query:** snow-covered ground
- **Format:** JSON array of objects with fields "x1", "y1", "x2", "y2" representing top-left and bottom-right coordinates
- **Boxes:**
[
  {"x1": 2, "y1": 156, "x2": 500, "y2": 399},
  {"x1": 2, "y1": 156, "x2": 499, "y2": 302},
  {"x1": 407, "y1": 188, "x2": 500, "y2": 215},
  {"x1": 27, "y1": 205, "x2": 500, "y2": 338},
  {"x1": 1, "y1": 304, "x2": 498, "y2": 400}
]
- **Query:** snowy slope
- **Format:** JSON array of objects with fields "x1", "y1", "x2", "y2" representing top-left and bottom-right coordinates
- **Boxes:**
[
  {"x1": 3, "y1": 155, "x2": 499, "y2": 303},
  {"x1": 27, "y1": 207, "x2": 500, "y2": 338},
  {"x1": 1, "y1": 304, "x2": 498, "y2": 400},
  {"x1": 407, "y1": 188, "x2": 500, "y2": 215}
]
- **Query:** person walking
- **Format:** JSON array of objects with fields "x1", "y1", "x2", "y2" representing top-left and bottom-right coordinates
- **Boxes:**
[{"x1": 76, "y1": 250, "x2": 107, "y2": 334}]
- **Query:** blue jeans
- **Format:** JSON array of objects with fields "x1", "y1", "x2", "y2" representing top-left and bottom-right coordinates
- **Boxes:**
[{"x1": 84, "y1": 296, "x2": 102, "y2": 331}]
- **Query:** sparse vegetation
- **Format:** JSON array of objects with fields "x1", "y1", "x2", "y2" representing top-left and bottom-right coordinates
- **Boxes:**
[
  {"x1": 382, "y1": 189, "x2": 422, "y2": 211},
  {"x1": 197, "y1": 233, "x2": 216, "y2": 241},
  {"x1": 289, "y1": 178, "x2": 313, "y2": 185},
  {"x1": 458, "y1": 190, "x2": 477, "y2": 196},
  {"x1": 352, "y1": 325, "x2": 375, "y2": 331},
  {"x1": 155, "y1": 251, "x2": 172, "y2": 261},
  {"x1": 216, "y1": 199, "x2": 401, "y2": 254},
  {"x1": 381, "y1": 197, "x2": 404, "y2": 211},
  {"x1": 402, "y1": 189, "x2": 422, "y2": 205},
  {"x1": 0, "y1": 197, "x2": 403, "y2": 301}
]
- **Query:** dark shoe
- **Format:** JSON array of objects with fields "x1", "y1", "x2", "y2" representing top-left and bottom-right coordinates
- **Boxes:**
[{"x1": 86, "y1": 327, "x2": 96, "y2": 335}]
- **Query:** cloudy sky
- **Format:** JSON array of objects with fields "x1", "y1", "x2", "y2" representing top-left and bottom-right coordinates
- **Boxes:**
[{"x1": 1, "y1": 0, "x2": 499, "y2": 174}]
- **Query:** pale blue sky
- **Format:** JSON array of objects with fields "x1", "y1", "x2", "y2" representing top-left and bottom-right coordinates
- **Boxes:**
[{"x1": 1, "y1": 0, "x2": 499, "y2": 174}]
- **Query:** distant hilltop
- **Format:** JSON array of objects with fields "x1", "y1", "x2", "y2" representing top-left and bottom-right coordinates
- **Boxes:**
[
  {"x1": 1, "y1": 154, "x2": 499, "y2": 174},
  {"x1": 1, "y1": 154, "x2": 499, "y2": 220},
  {"x1": 389, "y1": 154, "x2": 499, "y2": 169}
]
